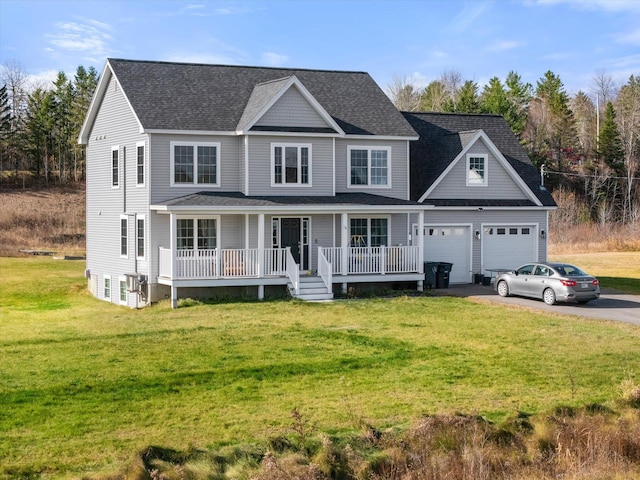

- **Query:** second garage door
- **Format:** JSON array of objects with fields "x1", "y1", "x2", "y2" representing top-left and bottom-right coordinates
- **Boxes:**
[{"x1": 482, "y1": 225, "x2": 537, "y2": 271}]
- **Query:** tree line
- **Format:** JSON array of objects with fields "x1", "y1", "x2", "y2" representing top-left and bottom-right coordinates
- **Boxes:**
[
  {"x1": 0, "y1": 61, "x2": 98, "y2": 186},
  {"x1": 389, "y1": 70, "x2": 640, "y2": 225}
]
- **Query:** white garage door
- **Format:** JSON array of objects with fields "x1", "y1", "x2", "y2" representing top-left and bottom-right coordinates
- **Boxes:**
[
  {"x1": 483, "y1": 225, "x2": 537, "y2": 271},
  {"x1": 421, "y1": 226, "x2": 471, "y2": 284}
]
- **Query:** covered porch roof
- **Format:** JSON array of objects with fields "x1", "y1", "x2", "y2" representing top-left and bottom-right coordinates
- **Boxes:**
[{"x1": 151, "y1": 191, "x2": 431, "y2": 214}]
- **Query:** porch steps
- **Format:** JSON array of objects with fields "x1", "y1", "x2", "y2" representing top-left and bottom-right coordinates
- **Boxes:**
[{"x1": 289, "y1": 275, "x2": 334, "y2": 302}]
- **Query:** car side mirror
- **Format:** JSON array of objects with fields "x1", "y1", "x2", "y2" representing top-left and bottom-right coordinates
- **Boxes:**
[{"x1": 514, "y1": 271, "x2": 518, "y2": 276}]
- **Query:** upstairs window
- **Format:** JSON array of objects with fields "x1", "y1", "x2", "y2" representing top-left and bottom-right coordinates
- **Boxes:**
[
  {"x1": 171, "y1": 142, "x2": 220, "y2": 186},
  {"x1": 272, "y1": 143, "x2": 311, "y2": 186},
  {"x1": 111, "y1": 146, "x2": 119, "y2": 187},
  {"x1": 348, "y1": 146, "x2": 390, "y2": 187},
  {"x1": 136, "y1": 142, "x2": 145, "y2": 186},
  {"x1": 467, "y1": 154, "x2": 487, "y2": 186}
]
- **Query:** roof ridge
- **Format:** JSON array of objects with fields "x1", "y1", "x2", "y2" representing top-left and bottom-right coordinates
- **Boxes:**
[
  {"x1": 107, "y1": 58, "x2": 369, "y2": 75},
  {"x1": 402, "y1": 111, "x2": 503, "y2": 118}
]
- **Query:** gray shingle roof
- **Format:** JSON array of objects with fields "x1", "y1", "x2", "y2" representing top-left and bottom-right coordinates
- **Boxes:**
[
  {"x1": 154, "y1": 191, "x2": 423, "y2": 209},
  {"x1": 107, "y1": 58, "x2": 417, "y2": 137},
  {"x1": 402, "y1": 112, "x2": 556, "y2": 207}
]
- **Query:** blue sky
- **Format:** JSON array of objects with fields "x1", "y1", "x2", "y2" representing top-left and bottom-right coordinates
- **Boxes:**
[{"x1": 1, "y1": 0, "x2": 639, "y2": 96}]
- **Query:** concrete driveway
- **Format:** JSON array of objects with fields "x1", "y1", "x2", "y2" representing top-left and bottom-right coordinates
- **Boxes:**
[{"x1": 440, "y1": 283, "x2": 640, "y2": 326}]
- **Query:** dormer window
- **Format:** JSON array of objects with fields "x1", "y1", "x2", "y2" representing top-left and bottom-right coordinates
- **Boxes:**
[
  {"x1": 467, "y1": 154, "x2": 487, "y2": 186},
  {"x1": 272, "y1": 143, "x2": 311, "y2": 186}
]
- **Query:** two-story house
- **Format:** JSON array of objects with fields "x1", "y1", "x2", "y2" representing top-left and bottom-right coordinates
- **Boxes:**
[{"x1": 79, "y1": 59, "x2": 427, "y2": 307}]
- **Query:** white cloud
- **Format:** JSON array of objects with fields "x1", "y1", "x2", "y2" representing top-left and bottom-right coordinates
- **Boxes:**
[
  {"x1": 485, "y1": 40, "x2": 522, "y2": 53},
  {"x1": 46, "y1": 18, "x2": 114, "y2": 58},
  {"x1": 615, "y1": 28, "x2": 640, "y2": 45},
  {"x1": 261, "y1": 52, "x2": 288, "y2": 67},
  {"x1": 26, "y1": 70, "x2": 59, "y2": 91},
  {"x1": 449, "y1": 1, "x2": 492, "y2": 33},
  {"x1": 528, "y1": 0, "x2": 640, "y2": 13}
]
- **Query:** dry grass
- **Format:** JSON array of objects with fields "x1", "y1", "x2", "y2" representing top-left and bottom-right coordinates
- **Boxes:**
[
  {"x1": 0, "y1": 183, "x2": 85, "y2": 257},
  {"x1": 549, "y1": 222, "x2": 640, "y2": 255}
]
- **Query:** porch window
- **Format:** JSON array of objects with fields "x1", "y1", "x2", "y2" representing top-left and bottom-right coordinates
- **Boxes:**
[
  {"x1": 467, "y1": 154, "x2": 487, "y2": 186},
  {"x1": 171, "y1": 142, "x2": 220, "y2": 186},
  {"x1": 348, "y1": 146, "x2": 390, "y2": 187},
  {"x1": 350, "y1": 218, "x2": 388, "y2": 247},
  {"x1": 176, "y1": 218, "x2": 218, "y2": 250},
  {"x1": 272, "y1": 143, "x2": 311, "y2": 186}
]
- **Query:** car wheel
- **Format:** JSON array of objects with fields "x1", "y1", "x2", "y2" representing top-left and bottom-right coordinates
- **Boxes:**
[
  {"x1": 497, "y1": 280, "x2": 509, "y2": 297},
  {"x1": 543, "y1": 288, "x2": 556, "y2": 305}
]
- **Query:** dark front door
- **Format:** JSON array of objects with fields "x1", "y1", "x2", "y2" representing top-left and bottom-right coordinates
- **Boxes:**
[{"x1": 281, "y1": 218, "x2": 302, "y2": 267}]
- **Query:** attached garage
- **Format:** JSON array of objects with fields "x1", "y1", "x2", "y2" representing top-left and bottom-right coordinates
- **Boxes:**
[
  {"x1": 482, "y1": 225, "x2": 537, "y2": 272},
  {"x1": 418, "y1": 225, "x2": 472, "y2": 284}
]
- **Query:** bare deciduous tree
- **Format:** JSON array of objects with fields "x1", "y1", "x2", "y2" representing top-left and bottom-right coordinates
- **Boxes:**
[{"x1": 387, "y1": 75, "x2": 421, "y2": 112}]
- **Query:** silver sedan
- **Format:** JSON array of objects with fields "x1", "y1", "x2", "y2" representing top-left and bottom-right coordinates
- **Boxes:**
[{"x1": 494, "y1": 262, "x2": 600, "y2": 305}]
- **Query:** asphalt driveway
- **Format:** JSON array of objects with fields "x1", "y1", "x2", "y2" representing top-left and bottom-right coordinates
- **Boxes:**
[{"x1": 440, "y1": 283, "x2": 640, "y2": 326}]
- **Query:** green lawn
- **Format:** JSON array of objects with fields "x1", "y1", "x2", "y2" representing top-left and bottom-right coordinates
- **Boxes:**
[{"x1": 1, "y1": 257, "x2": 640, "y2": 479}]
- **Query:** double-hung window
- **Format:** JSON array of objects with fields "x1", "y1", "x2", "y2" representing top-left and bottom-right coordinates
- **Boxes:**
[
  {"x1": 350, "y1": 218, "x2": 388, "y2": 247},
  {"x1": 120, "y1": 215, "x2": 128, "y2": 257},
  {"x1": 171, "y1": 142, "x2": 220, "y2": 186},
  {"x1": 348, "y1": 146, "x2": 390, "y2": 187},
  {"x1": 136, "y1": 142, "x2": 145, "y2": 186},
  {"x1": 272, "y1": 143, "x2": 311, "y2": 186},
  {"x1": 176, "y1": 217, "x2": 218, "y2": 250},
  {"x1": 111, "y1": 146, "x2": 119, "y2": 188},
  {"x1": 136, "y1": 215, "x2": 145, "y2": 259},
  {"x1": 119, "y1": 277, "x2": 127, "y2": 305},
  {"x1": 467, "y1": 154, "x2": 487, "y2": 186}
]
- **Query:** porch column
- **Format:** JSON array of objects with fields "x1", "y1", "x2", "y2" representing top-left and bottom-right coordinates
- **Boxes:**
[
  {"x1": 417, "y1": 210, "x2": 425, "y2": 292},
  {"x1": 341, "y1": 212, "x2": 349, "y2": 294},
  {"x1": 257, "y1": 213, "x2": 265, "y2": 300},
  {"x1": 170, "y1": 213, "x2": 178, "y2": 308}
]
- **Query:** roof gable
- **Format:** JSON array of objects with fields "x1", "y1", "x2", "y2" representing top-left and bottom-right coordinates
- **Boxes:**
[
  {"x1": 237, "y1": 76, "x2": 343, "y2": 134},
  {"x1": 420, "y1": 130, "x2": 541, "y2": 205},
  {"x1": 403, "y1": 112, "x2": 556, "y2": 207},
  {"x1": 81, "y1": 59, "x2": 417, "y2": 138}
]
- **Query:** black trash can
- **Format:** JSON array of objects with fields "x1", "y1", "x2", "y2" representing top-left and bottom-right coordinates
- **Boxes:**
[
  {"x1": 424, "y1": 262, "x2": 438, "y2": 289},
  {"x1": 436, "y1": 262, "x2": 453, "y2": 288}
]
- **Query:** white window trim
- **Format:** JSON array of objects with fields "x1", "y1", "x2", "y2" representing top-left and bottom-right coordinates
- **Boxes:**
[
  {"x1": 466, "y1": 153, "x2": 488, "y2": 187},
  {"x1": 120, "y1": 215, "x2": 128, "y2": 258},
  {"x1": 270, "y1": 142, "x2": 313, "y2": 187},
  {"x1": 176, "y1": 215, "x2": 220, "y2": 250},
  {"x1": 118, "y1": 276, "x2": 128, "y2": 306},
  {"x1": 348, "y1": 215, "x2": 391, "y2": 247},
  {"x1": 136, "y1": 214, "x2": 146, "y2": 260},
  {"x1": 347, "y1": 146, "x2": 392, "y2": 189},
  {"x1": 103, "y1": 275, "x2": 112, "y2": 301},
  {"x1": 111, "y1": 146, "x2": 119, "y2": 189},
  {"x1": 136, "y1": 141, "x2": 145, "y2": 187},
  {"x1": 170, "y1": 141, "x2": 221, "y2": 187}
]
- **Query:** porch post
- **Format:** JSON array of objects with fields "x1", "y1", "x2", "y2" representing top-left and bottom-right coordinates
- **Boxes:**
[
  {"x1": 341, "y1": 212, "x2": 349, "y2": 294},
  {"x1": 170, "y1": 213, "x2": 178, "y2": 308},
  {"x1": 257, "y1": 213, "x2": 265, "y2": 300},
  {"x1": 417, "y1": 210, "x2": 425, "y2": 292}
]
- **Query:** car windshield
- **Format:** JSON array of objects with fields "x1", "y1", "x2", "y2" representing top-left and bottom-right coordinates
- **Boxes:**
[{"x1": 553, "y1": 264, "x2": 588, "y2": 276}]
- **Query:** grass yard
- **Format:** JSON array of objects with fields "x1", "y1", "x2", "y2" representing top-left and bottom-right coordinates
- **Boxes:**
[{"x1": 1, "y1": 257, "x2": 640, "y2": 479}]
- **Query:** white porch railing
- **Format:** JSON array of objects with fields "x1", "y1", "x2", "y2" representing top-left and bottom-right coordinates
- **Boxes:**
[
  {"x1": 317, "y1": 246, "x2": 332, "y2": 291},
  {"x1": 158, "y1": 245, "x2": 421, "y2": 280},
  {"x1": 285, "y1": 247, "x2": 299, "y2": 294},
  {"x1": 321, "y1": 245, "x2": 420, "y2": 275}
]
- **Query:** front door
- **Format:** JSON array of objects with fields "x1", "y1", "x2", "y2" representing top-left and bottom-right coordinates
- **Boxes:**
[{"x1": 280, "y1": 218, "x2": 309, "y2": 270}]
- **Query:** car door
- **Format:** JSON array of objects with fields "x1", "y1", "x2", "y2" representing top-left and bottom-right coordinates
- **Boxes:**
[
  {"x1": 528, "y1": 264, "x2": 552, "y2": 297},
  {"x1": 510, "y1": 264, "x2": 535, "y2": 295}
]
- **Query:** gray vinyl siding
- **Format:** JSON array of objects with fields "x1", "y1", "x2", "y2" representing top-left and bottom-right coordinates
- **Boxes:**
[
  {"x1": 335, "y1": 138, "x2": 410, "y2": 201},
  {"x1": 149, "y1": 134, "x2": 241, "y2": 204},
  {"x1": 255, "y1": 86, "x2": 329, "y2": 129},
  {"x1": 428, "y1": 139, "x2": 528, "y2": 200},
  {"x1": 85, "y1": 75, "x2": 149, "y2": 306},
  {"x1": 413, "y1": 209, "x2": 548, "y2": 277},
  {"x1": 246, "y1": 135, "x2": 333, "y2": 196}
]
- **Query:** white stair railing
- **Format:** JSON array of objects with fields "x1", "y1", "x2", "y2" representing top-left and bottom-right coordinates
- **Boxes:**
[
  {"x1": 317, "y1": 246, "x2": 332, "y2": 292},
  {"x1": 285, "y1": 247, "x2": 299, "y2": 295}
]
